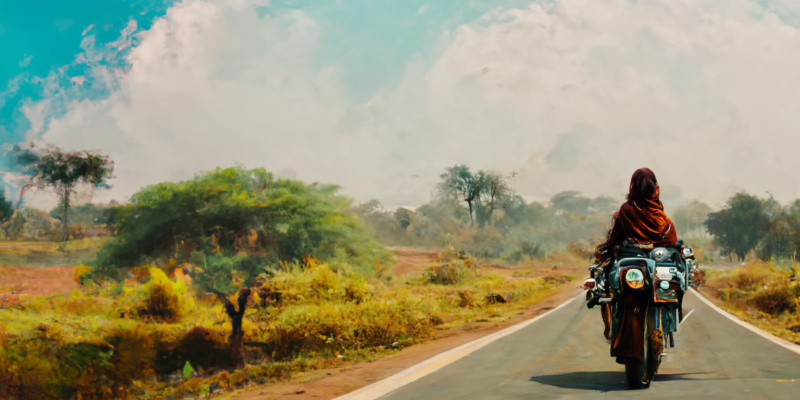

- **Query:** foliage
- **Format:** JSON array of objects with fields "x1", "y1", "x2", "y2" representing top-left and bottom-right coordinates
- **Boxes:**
[
  {"x1": 117, "y1": 266, "x2": 195, "y2": 322},
  {"x1": 395, "y1": 208, "x2": 413, "y2": 231},
  {"x1": 188, "y1": 253, "x2": 266, "y2": 298},
  {"x1": 357, "y1": 184, "x2": 614, "y2": 261},
  {"x1": 506, "y1": 240, "x2": 544, "y2": 263},
  {"x1": 757, "y1": 217, "x2": 795, "y2": 261},
  {"x1": 672, "y1": 200, "x2": 714, "y2": 235},
  {"x1": 10, "y1": 144, "x2": 114, "y2": 241},
  {"x1": 0, "y1": 256, "x2": 575, "y2": 399},
  {"x1": 701, "y1": 260, "x2": 800, "y2": 345},
  {"x1": 93, "y1": 167, "x2": 391, "y2": 280},
  {"x1": 92, "y1": 167, "x2": 391, "y2": 365},
  {"x1": 50, "y1": 202, "x2": 113, "y2": 232},
  {"x1": 704, "y1": 193, "x2": 771, "y2": 261},
  {"x1": 437, "y1": 165, "x2": 486, "y2": 225},
  {"x1": 0, "y1": 189, "x2": 12, "y2": 226},
  {"x1": 423, "y1": 256, "x2": 473, "y2": 285},
  {"x1": 550, "y1": 191, "x2": 617, "y2": 215}
]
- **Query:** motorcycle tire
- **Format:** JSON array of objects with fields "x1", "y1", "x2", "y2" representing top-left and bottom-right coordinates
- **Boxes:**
[{"x1": 624, "y1": 356, "x2": 644, "y2": 389}]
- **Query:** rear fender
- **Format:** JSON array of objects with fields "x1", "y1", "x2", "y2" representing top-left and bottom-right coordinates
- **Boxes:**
[{"x1": 611, "y1": 291, "x2": 649, "y2": 358}]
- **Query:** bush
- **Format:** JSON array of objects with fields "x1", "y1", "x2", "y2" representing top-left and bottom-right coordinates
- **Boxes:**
[
  {"x1": 144, "y1": 283, "x2": 180, "y2": 322},
  {"x1": 118, "y1": 267, "x2": 194, "y2": 321},
  {"x1": 424, "y1": 260, "x2": 469, "y2": 285},
  {"x1": 750, "y1": 283, "x2": 798, "y2": 315},
  {"x1": 506, "y1": 240, "x2": 544, "y2": 264},
  {"x1": 422, "y1": 247, "x2": 475, "y2": 285}
]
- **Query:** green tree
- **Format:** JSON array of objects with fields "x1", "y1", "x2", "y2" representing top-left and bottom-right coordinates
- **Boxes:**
[
  {"x1": 11, "y1": 145, "x2": 114, "y2": 241},
  {"x1": 704, "y1": 193, "x2": 770, "y2": 262},
  {"x1": 549, "y1": 191, "x2": 617, "y2": 216},
  {"x1": 50, "y1": 202, "x2": 112, "y2": 237},
  {"x1": 0, "y1": 189, "x2": 14, "y2": 239},
  {"x1": 550, "y1": 191, "x2": 593, "y2": 214},
  {"x1": 756, "y1": 216, "x2": 795, "y2": 261},
  {"x1": 394, "y1": 208, "x2": 413, "y2": 231},
  {"x1": 786, "y1": 199, "x2": 800, "y2": 257},
  {"x1": 437, "y1": 165, "x2": 486, "y2": 226},
  {"x1": 476, "y1": 172, "x2": 511, "y2": 226},
  {"x1": 94, "y1": 167, "x2": 390, "y2": 362},
  {"x1": 672, "y1": 201, "x2": 714, "y2": 234}
]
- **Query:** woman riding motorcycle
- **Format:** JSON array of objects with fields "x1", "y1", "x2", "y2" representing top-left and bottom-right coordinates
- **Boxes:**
[{"x1": 593, "y1": 168, "x2": 678, "y2": 341}]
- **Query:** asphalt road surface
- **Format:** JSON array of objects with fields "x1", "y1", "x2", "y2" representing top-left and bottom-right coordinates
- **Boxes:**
[{"x1": 381, "y1": 290, "x2": 800, "y2": 399}]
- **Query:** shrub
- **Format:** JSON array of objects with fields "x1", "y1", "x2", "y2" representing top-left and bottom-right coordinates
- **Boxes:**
[
  {"x1": 144, "y1": 283, "x2": 181, "y2": 322},
  {"x1": 750, "y1": 283, "x2": 798, "y2": 315},
  {"x1": 423, "y1": 259, "x2": 469, "y2": 285},
  {"x1": 506, "y1": 240, "x2": 544, "y2": 263},
  {"x1": 118, "y1": 267, "x2": 194, "y2": 321}
]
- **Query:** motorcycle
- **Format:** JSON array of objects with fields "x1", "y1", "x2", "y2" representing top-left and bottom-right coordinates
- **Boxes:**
[{"x1": 584, "y1": 239, "x2": 698, "y2": 389}]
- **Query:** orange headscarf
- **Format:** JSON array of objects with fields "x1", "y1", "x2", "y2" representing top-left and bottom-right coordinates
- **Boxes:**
[{"x1": 594, "y1": 168, "x2": 678, "y2": 266}]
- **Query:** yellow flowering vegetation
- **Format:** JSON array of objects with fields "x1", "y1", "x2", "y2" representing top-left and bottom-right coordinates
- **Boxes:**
[
  {"x1": 700, "y1": 260, "x2": 800, "y2": 344},
  {"x1": 0, "y1": 254, "x2": 576, "y2": 399}
]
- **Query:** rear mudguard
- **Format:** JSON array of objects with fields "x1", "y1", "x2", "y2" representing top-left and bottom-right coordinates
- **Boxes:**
[{"x1": 610, "y1": 292, "x2": 647, "y2": 358}]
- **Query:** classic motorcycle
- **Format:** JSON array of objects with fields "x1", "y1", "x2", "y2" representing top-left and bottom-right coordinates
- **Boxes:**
[{"x1": 584, "y1": 240, "x2": 699, "y2": 389}]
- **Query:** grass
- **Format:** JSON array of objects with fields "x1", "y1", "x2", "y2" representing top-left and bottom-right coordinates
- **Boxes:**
[
  {"x1": 0, "y1": 238, "x2": 109, "y2": 267},
  {"x1": 0, "y1": 249, "x2": 581, "y2": 399},
  {"x1": 699, "y1": 260, "x2": 800, "y2": 344}
]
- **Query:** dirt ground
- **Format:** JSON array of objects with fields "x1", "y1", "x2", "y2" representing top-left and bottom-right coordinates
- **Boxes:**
[
  {"x1": 0, "y1": 264, "x2": 78, "y2": 297},
  {"x1": 387, "y1": 247, "x2": 439, "y2": 276},
  {"x1": 229, "y1": 248, "x2": 585, "y2": 400}
]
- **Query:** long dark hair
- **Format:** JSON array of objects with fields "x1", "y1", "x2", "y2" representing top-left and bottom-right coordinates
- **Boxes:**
[
  {"x1": 627, "y1": 168, "x2": 659, "y2": 206},
  {"x1": 593, "y1": 168, "x2": 660, "y2": 267}
]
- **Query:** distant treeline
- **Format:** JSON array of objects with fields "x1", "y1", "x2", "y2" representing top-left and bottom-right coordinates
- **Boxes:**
[
  {"x1": 7, "y1": 164, "x2": 794, "y2": 265},
  {"x1": 356, "y1": 165, "x2": 629, "y2": 261},
  {"x1": 0, "y1": 201, "x2": 115, "y2": 241},
  {"x1": 354, "y1": 165, "x2": 724, "y2": 263}
]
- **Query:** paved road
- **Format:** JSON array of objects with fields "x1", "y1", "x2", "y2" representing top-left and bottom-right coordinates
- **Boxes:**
[{"x1": 381, "y1": 290, "x2": 800, "y2": 399}]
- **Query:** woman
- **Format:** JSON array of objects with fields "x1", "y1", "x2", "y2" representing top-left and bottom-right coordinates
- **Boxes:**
[
  {"x1": 594, "y1": 167, "x2": 678, "y2": 269},
  {"x1": 593, "y1": 168, "x2": 678, "y2": 342}
]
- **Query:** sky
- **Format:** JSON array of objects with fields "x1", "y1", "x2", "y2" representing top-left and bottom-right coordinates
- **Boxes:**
[{"x1": 4, "y1": 0, "x2": 800, "y2": 211}]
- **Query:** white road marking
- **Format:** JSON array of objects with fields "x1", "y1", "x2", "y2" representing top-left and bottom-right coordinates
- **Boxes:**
[
  {"x1": 332, "y1": 293, "x2": 582, "y2": 400},
  {"x1": 680, "y1": 309, "x2": 694, "y2": 324},
  {"x1": 690, "y1": 289, "x2": 800, "y2": 356}
]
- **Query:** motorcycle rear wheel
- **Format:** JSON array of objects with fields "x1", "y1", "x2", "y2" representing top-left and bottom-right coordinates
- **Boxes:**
[
  {"x1": 624, "y1": 356, "x2": 644, "y2": 389},
  {"x1": 624, "y1": 310, "x2": 651, "y2": 389}
]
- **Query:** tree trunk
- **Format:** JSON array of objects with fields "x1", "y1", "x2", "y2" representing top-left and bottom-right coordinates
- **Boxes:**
[
  {"x1": 223, "y1": 287, "x2": 252, "y2": 366},
  {"x1": 467, "y1": 201, "x2": 474, "y2": 226},
  {"x1": 62, "y1": 194, "x2": 70, "y2": 242}
]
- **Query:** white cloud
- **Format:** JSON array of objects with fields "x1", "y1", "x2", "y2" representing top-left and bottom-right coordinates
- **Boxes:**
[
  {"x1": 28, "y1": 0, "x2": 800, "y2": 211},
  {"x1": 18, "y1": 55, "x2": 33, "y2": 68}
]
